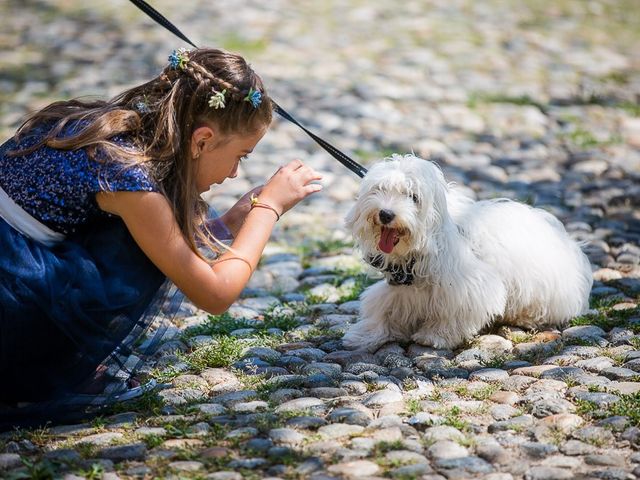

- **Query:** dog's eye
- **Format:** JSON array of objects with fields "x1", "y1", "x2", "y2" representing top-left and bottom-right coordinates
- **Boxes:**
[{"x1": 410, "y1": 193, "x2": 419, "y2": 204}]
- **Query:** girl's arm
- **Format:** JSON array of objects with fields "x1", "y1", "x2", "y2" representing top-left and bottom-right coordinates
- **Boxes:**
[{"x1": 97, "y1": 160, "x2": 321, "y2": 314}]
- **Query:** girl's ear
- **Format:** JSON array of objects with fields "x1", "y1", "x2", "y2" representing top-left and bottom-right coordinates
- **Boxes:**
[{"x1": 191, "y1": 126, "x2": 216, "y2": 159}]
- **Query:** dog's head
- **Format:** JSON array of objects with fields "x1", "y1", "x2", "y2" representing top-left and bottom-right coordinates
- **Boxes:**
[{"x1": 346, "y1": 154, "x2": 449, "y2": 260}]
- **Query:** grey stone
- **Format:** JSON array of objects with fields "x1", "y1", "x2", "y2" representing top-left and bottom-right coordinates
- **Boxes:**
[
  {"x1": 0, "y1": 453, "x2": 22, "y2": 470},
  {"x1": 572, "y1": 426, "x2": 615, "y2": 445},
  {"x1": 562, "y1": 325, "x2": 606, "y2": 340},
  {"x1": 327, "y1": 459, "x2": 380, "y2": 477},
  {"x1": 206, "y1": 472, "x2": 242, "y2": 480},
  {"x1": 244, "y1": 438, "x2": 273, "y2": 453},
  {"x1": 232, "y1": 400, "x2": 269, "y2": 413},
  {"x1": 308, "y1": 387, "x2": 348, "y2": 398},
  {"x1": 227, "y1": 458, "x2": 268, "y2": 469},
  {"x1": 468, "y1": 368, "x2": 510, "y2": 382},
  {"x1": 44, "y1": 449, "x2": 82, "y2": 463},
  {"x1": 434, "y1": 456, "x2": 494, "y2": 474},
  {"x1": 287, "y1": 348, "x2": 327, "y2": 362},
  {"x1": 275, "y1": 397, "x2": 326, "y2": 414},
  {"x1": 340, "y1": 380, "x2": 368, "y2": 395},
  {"x1": 596, "y1": 416, "x2": 629, "y2": 432},
  {"x1": 531, "y1": 397, "x2": 575, "y2": 417},
  {"x1": 385, "y1": 450, "x2": 429, "y2": 465},
  {"x1": 243, "y1": 346, "x2": 281, "y2": 362},
  {"x1": 346, "y1": 362, "x2": 388, "y2": 375},
  {"x1": 520, "y1": 442, "x2": 558, "y2": 458},
  {"x1": 602, "y1": 366, "x2": 639, "y2": 380},
  {"x1": 169, "y1": 461, "x2": 204, "y2": 472},
  {"x1": 488, "y1": 415, "x2": 535, "y2": 433},
  {"x1": 560, "y1": 439, "x2": 597, "y2": 455},
  {"x1": 327, "y1": 407, "x2": 372, "y2": 427},
  {"x1": 269, "y1": 428, "x2": 305, "y2": 445},
  {"x1": 585, "y1": 453, "x2": 626, "y2": 466},
  {"x1": 389, "y1": 463, "x2": 433, "y2": 478},
  {"x1": 212, "y1": 390, "x2": 258, "y2": 406},
  {"x1": 407, "y1": 412, "x2": 445, "y2": 427},
  {"x1": 490, "y1": 404, "x2": 520, "y2": 421},
  {"x1": 524, "y1": 466, "x2": 573, "y2": 480},
  {"x1": 423, "y1": 426, "x2": 466, "y2": 442},
  {"x1": 226, "y1": 427, "x2": 259, "y2": 439},
  {"x1": 74, "y1": 432, "x2": 124, "y2": 447},
  {"x1": 97, "y1": 443, "x2": 147, "y2": 462},
  {"x1": 302, "y1": 362, "x2": 342, "y2": 377},
  {"x1": 574, "y1": 356, "x2": 615, "y2": 372},
  {"x1": 286, "y1": 416, "x2": 328, "y2": 430},
  {"x1": 194, "y1": 403, "x2": 226, "y2": 416},
  {"x1": 295, "y1": 457, "x2": 324, "y2": 475},
  {"x1": 318, "y1": 423, "x2": 365, "y2": 439},
  {"x1": 428, "y1": 440, "x2": 469, "y2": 460},
  {"x1": 571, "y1": 390, "x2": 620, "y2": 407},
  {"x1": 475, "y1": 443, "x2": 510, "y2": 465},
  {"x1": 362, "y1": 389, "x2": 404, "y2": 406}
]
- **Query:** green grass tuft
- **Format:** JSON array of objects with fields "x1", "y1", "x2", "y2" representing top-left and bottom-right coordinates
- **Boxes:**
[{"x1": 575, "y1": 392, "x2": 640, "y2": 427}]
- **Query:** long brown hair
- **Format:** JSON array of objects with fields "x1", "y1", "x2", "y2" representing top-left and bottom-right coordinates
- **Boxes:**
[{"x1": 11, "y1": 48, "x2": 273, "y2": 260}]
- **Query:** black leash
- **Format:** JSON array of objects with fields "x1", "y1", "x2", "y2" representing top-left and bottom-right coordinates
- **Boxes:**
[{"x1": 128, "y1": 0, "x2": 368, "y2": 178}]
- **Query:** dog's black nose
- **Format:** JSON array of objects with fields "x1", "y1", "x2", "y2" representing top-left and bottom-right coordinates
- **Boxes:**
[{"x1": 379, "y1": 209, "x2": 395, "y2": 224}]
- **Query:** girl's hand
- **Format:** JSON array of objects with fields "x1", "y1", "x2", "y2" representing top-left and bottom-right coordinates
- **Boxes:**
[
  {"x1": 220, "y1": 186, "x2": 264, "y2": 236},
  {"x1": 258, "y1": 160, "x2": 323, "y2": 215}
]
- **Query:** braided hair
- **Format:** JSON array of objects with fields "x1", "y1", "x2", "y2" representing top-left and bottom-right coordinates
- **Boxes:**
[{"x1": 12, "y1": 48, "x2": 274, "y2": 261}]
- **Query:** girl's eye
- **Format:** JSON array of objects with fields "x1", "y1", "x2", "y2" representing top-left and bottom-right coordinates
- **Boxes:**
[{"x1": 240, "y1": 155, "x2": 249, "y2": 162}]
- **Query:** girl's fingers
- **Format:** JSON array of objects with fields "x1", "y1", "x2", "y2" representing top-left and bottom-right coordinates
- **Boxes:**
[
  {"x1": 305, "y1": 183, "x2": 323, "y2": 194},
  {"x1": 294, "y1": 165, "x2": 322, "y2": 182},
  {"x1": 287, "y1": 159, "x2": 304, "y2": 170}
]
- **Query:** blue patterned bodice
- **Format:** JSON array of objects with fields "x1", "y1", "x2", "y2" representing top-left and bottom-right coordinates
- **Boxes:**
[{"x1": 0, "y1": 123, "x2": 158, "y2": 235}]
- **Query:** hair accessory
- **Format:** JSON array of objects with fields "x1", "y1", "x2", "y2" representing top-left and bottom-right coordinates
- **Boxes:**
[
  {"x1": 244, "y1": 88, "x2": 262, "y2": 108},
  {"x1": 208, "y1": 88, "x2": 227, "y2": 109},
  {"x1": 134, "y1": 97, "x2": 150, "y2": 113},
  {"x1": 249, "y1": 193, "x2": 280, "y2": 221},
  {"x1": 168, "y1": 48, "x2": 189, "y2": 70}
]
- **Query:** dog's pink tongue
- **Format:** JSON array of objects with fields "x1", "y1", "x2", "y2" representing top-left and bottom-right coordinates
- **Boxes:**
[{"x1": 379, "y1": 226, "x2": 398, "y2": 254}]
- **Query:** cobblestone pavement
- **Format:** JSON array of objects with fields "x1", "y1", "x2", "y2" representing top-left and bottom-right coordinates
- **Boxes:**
[{"x1": 1, "y1": 0, "x2": 640, "y2": 479}]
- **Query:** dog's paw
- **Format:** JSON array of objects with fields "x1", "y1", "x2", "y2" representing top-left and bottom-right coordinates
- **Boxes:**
[
  {"x1": 342, "y1": 326, "x2": 389, "y2": 352},
  {"x1": 411, "y1": 331, "x2": 458, "y2": 350},
  {"x1": 341, "y1": 333, "x2": 361, "y2": 351}
]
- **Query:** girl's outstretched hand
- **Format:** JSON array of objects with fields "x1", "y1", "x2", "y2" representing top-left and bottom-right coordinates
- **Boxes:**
[{"x1": 258, "y1": 160, "x2": 323, "y2": 216}]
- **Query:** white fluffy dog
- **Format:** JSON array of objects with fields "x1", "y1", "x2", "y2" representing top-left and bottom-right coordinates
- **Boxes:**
[{"x1": 342, "y1": 154, "x2": 593, "y2": 351}]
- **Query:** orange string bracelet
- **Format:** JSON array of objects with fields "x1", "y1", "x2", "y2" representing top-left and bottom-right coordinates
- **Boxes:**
[
  {"x1": 214, "y1": 255, "x2": 253, "y2": 273},
  {"x1": 249, "y1": 194, "x2": 281, "y2": 221}
]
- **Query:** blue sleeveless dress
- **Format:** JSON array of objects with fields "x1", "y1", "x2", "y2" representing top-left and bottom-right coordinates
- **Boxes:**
[{"x1": 0, "y1": 124, "x2": 181, "y2": 428}]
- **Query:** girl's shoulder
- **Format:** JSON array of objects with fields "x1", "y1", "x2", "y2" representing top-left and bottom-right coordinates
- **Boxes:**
[
  {"x1": 9, "y1": 119, "x2": 160, "y2": 195},
  {"x1": 89, "y1": 134, "x2": 160, "y2": 195}
]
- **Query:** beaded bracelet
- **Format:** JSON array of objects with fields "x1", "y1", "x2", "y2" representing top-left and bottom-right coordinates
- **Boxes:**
[{"x1": 249, "y1": 194, "x2": 281, "y2": 221}]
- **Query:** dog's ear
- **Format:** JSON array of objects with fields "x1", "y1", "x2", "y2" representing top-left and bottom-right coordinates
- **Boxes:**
[
  {"x1": 344, "y1": 203, "x2": 359, "y2": 230},
  {"x1": 414, "y1": 161, "x2": 449, "y2": 224}
]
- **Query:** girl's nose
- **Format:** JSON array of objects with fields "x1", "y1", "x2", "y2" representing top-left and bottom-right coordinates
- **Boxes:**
[{"x1": 229, "y1": 162, "x2": 239, "y2": 178}]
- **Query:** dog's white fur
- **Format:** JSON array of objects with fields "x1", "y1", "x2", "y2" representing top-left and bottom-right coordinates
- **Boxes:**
[{"x1": 342, "y1": 154, "x2": 593, "y2": 351}]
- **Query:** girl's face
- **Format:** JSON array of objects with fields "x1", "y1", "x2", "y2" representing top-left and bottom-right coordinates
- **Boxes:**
[{"x1": 193, "y1": 127, "x2": 266, "y2": 193}]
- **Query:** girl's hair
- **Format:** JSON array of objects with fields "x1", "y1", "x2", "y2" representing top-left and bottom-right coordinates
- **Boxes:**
[{"x1": 11, "y1": 48, "x2": 273, "y2": 261}]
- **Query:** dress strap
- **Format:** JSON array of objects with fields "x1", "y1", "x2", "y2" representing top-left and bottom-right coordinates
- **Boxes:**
[{"x1": 0, "y1": 184, "x2": 65, "y2": 246}]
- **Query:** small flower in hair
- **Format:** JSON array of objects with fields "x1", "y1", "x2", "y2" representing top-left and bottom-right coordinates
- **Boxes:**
[
  {"x1": 244, "y1": 88, "x2": 262, "y2": 108},
  {"x1": 134, "y1": 100, "x2": 150, "y2": 114},
  {"x1": 168, "y1": 48, "x2": 189, "y2": 70},
  {"x1": 208, "y1": 88, "x2": 227, "y2": 109}
]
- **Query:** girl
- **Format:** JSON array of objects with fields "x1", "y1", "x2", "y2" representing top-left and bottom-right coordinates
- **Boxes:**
[{"x1": 0, "y1": 47, "x2": 322, "y2": 427}]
